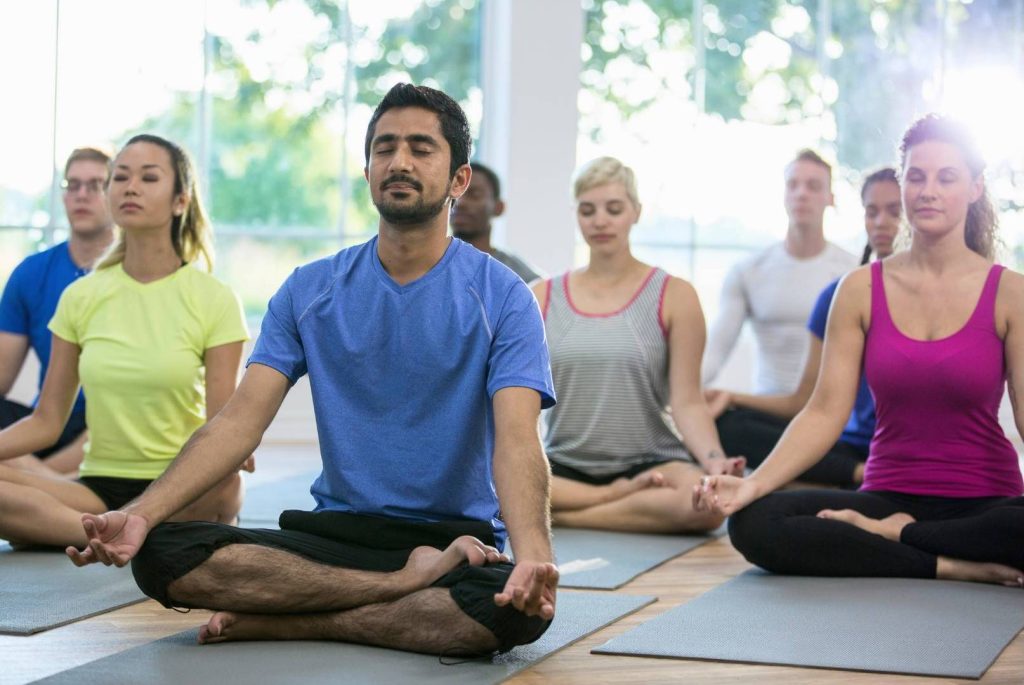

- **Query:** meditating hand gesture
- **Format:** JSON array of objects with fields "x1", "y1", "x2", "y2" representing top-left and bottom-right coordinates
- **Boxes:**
[
  {"x1": 66, "y1": 510, "x2": 150, "y2": 568},
  {"x1": 495, "y1": 559, "x2": 559, "y2": 620},
  {"x1": 691, "y1": 474, "x2": 761, "y2": 516}
]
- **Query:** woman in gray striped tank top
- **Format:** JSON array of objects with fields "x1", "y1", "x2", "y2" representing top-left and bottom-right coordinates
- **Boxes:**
[{"x1": 531, "y1": 157, "x2": 744, "y2": 533}]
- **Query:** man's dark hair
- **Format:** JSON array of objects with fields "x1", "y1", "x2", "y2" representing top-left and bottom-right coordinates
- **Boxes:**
[
  {"x1": 364, "y1": 83, "x2": 471, "y2": 178},
  {"x1": 469, "y1": 161, "x2": 501, "y2": 200}
]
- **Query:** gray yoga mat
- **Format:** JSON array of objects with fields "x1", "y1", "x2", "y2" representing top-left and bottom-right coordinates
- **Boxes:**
[
  {"x1": 33, "y1": 591, "x2": 654, "y2": 685},
  {"x1": 0, "y1": 545, "x2": 146, "y2": 635},
  {"x1": 239, "y1": 472, "x2": 319, "y2": 526},
  {"x1": 593, "y1": 569, "x2": 1024, "y2": 679},
  {"x1": 553, "y1": 527, "x2": 721, "y2": 590}
]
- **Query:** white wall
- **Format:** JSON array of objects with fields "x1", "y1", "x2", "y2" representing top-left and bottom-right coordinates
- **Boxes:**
[{"x1": 478, "y1": 0, "x2": 582, "y2": 276}]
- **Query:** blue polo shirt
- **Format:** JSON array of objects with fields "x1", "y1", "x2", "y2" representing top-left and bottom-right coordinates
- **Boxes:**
[
  {"x1": 0, "y1": 242, "x2": 87, "y2": 418},
  {"x1": 248, "y1": 236, "x2": 555, "y2": 548},
  {"x1": 807, "y1": 278, "x2": 874, "y2": 450}
]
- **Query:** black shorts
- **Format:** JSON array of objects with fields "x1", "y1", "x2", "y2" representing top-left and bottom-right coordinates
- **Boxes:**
[
  {"x1": 131, "y1": 510, "x2": 551, "y2": 653},
  {"x1": 0, "y1": 397, "x2": 87, "y2": 459},
  {"x1": 549, "y1": 458, "x2": 684, "y2": 486},
  {"x1": 78, "y1": 476, "x2": 153, "y2": 510}
]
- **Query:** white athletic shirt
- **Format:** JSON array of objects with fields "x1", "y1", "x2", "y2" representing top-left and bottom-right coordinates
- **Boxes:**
[{"x1": 702, "y1": 241, "x2": 857, "y2": 394}]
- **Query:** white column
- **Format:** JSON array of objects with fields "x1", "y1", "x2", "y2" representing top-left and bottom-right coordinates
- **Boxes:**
[{"x1": 478, "y1": 0, "x2": 583, "y2": 275}]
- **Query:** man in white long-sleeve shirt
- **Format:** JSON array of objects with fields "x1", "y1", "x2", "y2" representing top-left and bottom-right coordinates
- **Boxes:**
[{"x1": 702, "y1": 149, "x2": 856, "y2": 395}]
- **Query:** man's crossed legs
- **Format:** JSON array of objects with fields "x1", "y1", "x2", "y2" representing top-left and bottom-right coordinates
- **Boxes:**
[{"x1": 131, "y1": 512, "x2": 550, "y2": 655}]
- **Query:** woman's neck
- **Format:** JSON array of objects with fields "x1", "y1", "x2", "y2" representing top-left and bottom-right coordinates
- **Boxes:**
[
  {"x1": 907, "y1": 228, "x2": 981, "y2": 275},
  {"x1": 582, "y1": 248, "x2": 644, "y2": 283},
  {"x1": 122, "y1": 227, "x2": 181, "y2": 283}
]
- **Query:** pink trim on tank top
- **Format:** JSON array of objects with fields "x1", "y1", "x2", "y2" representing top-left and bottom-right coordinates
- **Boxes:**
[
  {"x1": 656, "y1": 274, "x2": 671, "y2": 339},
  {"x1": 562, "y1": 267, "x2": 658, "y2": 318}
]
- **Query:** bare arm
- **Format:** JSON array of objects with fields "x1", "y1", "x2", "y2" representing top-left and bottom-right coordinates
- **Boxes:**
[
  {"x1": 0, "y1": 331, "x2": 30, "y2": 396},
  {"x1": 727, "y1": 335, "x2": 822, "y2": 420},
  {"x1": 126, "y1": 363, "x2": 287, "y2": 526},
  {"x1": 203, "y1": 341, "x2": 254, "y2": 473},
  {"x1": 204, "y1": 341, "x2": 244, "y2": 418},
  {"x1": 701, "y1": 265, "x2": 748, "y2": 386},
  {"x1": 491, "y1": 386, "x2": 557, "y2": 619},
  {"x1": 997, "y1": 272, "x2": 1024, "y2": 442},
  {"x1": 0, "y1": 335, "x2": 80, "y2": 460},
  {"x1": 664, "y1": 278, "x2": 741, "y2": 475},
  {"x1": 694, "y1": 270, "x2": 869, "y2": 514},
  {"x1": 529, "y1": 280, "x2": 550, "y2": 317}
]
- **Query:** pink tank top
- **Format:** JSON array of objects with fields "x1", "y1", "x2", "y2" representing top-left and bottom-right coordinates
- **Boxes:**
[{"x1": 862, "y1": 260, "x2": 1023, "y2": 497}]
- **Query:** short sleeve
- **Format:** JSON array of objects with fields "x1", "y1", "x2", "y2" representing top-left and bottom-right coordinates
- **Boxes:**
[
  {"x1": 486, "y1": 280, "x2": 555, "y2": 408},
  {"x1": 46, "y1": 285, "x2": 80, "y2": 345},
  {"x1": 0, "y1": 260, "x2": 31, "y2": 335},
  {"x1": 807, "y1": 278, "x2": 840, "y2": 340},
  {"x1": 204, "y1": 282, "x2": 250, "y2": 349},
  {"x1": 246, "y1": 271, "x2": 308, "y2": 384}
]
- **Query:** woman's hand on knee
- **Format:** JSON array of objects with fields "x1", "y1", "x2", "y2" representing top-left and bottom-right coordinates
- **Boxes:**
[{"x1": 691, "y1": 474, "x2": 759, "y2": 516}]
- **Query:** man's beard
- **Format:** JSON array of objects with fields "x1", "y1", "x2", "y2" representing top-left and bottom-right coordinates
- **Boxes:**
[{"x1": 375, "y1": 179, "x2": 452, "y2": 226}]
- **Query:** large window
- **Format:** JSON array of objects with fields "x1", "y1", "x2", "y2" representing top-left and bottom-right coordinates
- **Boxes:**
[
  {"x1": 0, "y1": 0, "x2": 482, "y2": 314},
  {"x1": 577, "y1": 0, "x2": 1024, "y2": 317}
]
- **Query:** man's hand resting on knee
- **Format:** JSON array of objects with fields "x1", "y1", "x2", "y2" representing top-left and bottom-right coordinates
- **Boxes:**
[
  {"x1": 66, "y1": 511, "x2": 150, "y2": 568},
  {"x1": 494, "y1": 560, "x2": 559, "y2": 620}
]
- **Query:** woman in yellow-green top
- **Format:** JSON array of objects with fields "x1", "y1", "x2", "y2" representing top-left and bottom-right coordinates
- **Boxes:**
[{"x1": 0, "y1": 134, "x2": 250, "y2": 548}]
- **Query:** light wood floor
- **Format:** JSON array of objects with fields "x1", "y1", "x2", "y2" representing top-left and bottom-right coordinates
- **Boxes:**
[{"x1": 3, "y1": 444, "x2": 1022, "y2": 685}]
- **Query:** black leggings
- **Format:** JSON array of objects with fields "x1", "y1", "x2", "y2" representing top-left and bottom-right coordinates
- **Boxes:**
[
  {"x1": 729, "y1": 489, "x2": 1024, "y2": 578},
  {"x1": 716, "y1": 407, "x2": 866, "y2": 486}
]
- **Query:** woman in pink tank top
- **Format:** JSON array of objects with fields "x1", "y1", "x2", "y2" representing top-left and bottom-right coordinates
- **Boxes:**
[{"x1": 694, "y1": 115, "x2": 1024, "y2": 587}]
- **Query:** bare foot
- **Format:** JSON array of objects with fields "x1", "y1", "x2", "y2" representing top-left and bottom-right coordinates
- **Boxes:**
[
  {"x1": 400, "y1": 536, "x2": 508, "y2": 590},
  {"x1": 816, "y1": 509, "x2": 915, "y2": 542},
  {"x1": 606, "y1": 470, "x2": 667, "y2": 503},
  {"x1": 198, "y1": 611, "x2": 297, "y2": 644},
  {"x1": 937, "y1": 557, "x2": 1024, "y2": 588}
]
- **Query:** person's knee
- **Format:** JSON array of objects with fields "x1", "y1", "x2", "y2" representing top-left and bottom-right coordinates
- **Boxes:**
[
  {"x1": 439, "y1": 563, "x2": 551, "y2": 653},
  {"x1": 172, "y1": 473, "x2": 243, "y2": 524},
  {"x1": 0, "y1": 481, "x2": 20, "y2": 514},
  {"x1": 132, "y1": 521, "x2": 235, "y2": 607},
  {"x1": 727, "y1": 499, "x2": 781, "y2": 570}
]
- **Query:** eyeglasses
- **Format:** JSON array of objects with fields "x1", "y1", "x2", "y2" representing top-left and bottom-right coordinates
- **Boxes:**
[{"x1": 61, "y1": 179, "x2": 106, "y2": 195}]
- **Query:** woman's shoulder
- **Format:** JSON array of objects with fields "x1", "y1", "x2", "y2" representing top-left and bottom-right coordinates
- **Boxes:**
[
  {"x1": 994, "y1": 265, "x2": 1024, "y2": 301},
  {"x1": 178, "y1": 264, "x2": 236, "y2": 295}
]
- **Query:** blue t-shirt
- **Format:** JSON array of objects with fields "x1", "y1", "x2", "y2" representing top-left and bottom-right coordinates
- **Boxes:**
[
  {"x1": 248, "y1": 236, "x2": 555, "y2": 548},
  {"x1": 807, "y1": 278, "x2": 874, "y2": 450},
  {"x1": 0, "y1": 242, "x2": 87, "y2": 418}
]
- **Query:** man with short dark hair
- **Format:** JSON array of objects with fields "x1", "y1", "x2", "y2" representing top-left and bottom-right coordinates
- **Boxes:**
[
  {"x1": 68, "y1": 84, "x2": 558, "y2": 656},
  {"x1": 451, "y1": 161, "x2": 542, "y2": 283},
  {"x1": 0, "y1": 147, "x2": 115, "y2": 475},
  {"x1": 703, "y1": 149, "x2": 856, "y2": 394}
]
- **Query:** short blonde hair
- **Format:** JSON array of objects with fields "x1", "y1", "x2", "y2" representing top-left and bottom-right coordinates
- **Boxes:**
[{"x1": 573, "y1": 156, "x2": 640, "y2": 207}]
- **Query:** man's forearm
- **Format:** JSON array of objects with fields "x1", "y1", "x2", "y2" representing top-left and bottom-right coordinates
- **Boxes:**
[
  {"x1": 493, "y1": 443, "x2": 553, "y2": 563},
  {"x1": 123, "y1": 413, "x2": 258, "y2": 526}
]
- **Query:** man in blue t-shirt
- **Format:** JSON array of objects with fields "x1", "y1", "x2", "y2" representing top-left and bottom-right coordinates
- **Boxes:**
[
  {"x1": 71, "y1": 84, "x2": 560, "y2": 656},
  {"x1": 0, "y1": 147, "x2": 114, "y2": 475}
]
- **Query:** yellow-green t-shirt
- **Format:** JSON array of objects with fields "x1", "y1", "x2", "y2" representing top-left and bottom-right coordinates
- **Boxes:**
[{"x1": 48, "y1": 263, "x2": 249, "y2": 479}]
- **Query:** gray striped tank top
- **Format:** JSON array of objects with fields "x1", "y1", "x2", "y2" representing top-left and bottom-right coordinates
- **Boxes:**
[{"x1": 542, "y1": 268, "x2": 691, "y2": 477}]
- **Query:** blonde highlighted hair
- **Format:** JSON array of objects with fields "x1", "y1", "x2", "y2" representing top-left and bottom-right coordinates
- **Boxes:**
[
  {"x1": 98, "y1": 134, "x2": 214, "y2": 272},
  {"x1": 573, "y1": 156, "x2": 640, "y2": 207}
]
